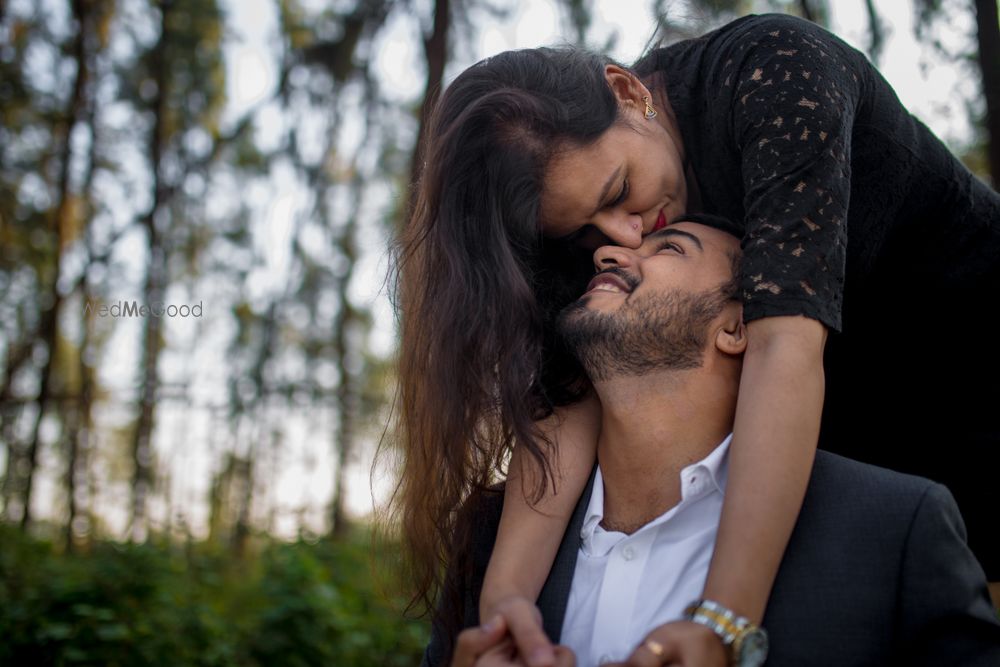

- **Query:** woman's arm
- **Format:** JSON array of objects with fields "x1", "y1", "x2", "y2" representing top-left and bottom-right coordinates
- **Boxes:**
[
  {"x1": 479, "y1": 392, "x2": 601, "y2": 665},
  {"x1": 703, "y1": 314, "x2": 827, "y2": 622},
  {"x1": 708, "y1": 16, "x2": 852, "y2": 622}
]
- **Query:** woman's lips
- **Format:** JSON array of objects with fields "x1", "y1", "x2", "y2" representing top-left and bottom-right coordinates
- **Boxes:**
[{"x1": 652, "y1": 210, "x2": 667, "y2": 232}]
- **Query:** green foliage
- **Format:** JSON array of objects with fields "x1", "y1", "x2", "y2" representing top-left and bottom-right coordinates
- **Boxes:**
[{"x1": 0, "y1": 526, "x2": 429, "y2": 666}]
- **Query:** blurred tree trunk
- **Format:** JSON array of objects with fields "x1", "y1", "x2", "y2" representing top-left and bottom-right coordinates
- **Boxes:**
[
  {"x1": 231, "y1": 302, "x2": 277, "y2": 555},
  {"x1": 0, "y1": 319, "x2": 50, "y2": 419},
  {"x1": 329, "y1": 212, "x2": 360, "y2": 539},
  {"x1": 207, "y1": 447, "x2": 227, "y2": 544},
  {"x1": 0, "y1": 408, "x2": 17, "y2": 516},
  {"x1": 973, "y1": 0, "x2": 1000, "y2": 186},
  {"x1": 62, "y1": 0, "x2": 109, "y2": 551},
  {"x1": 863, "y1": 0, "x2": 884, "y2": 64},
  {"x1": 208, "y1": 450, "x2": 236, "y2": 544},
  {"x1": 128, "y1": 0, "x2": 174, "y2": 542},
  {"x1": 407, "y1": 0, "x2": 450, "y2": 216},
  {"x1": 21, "y1": 0, "x2": 92, "y2": 530},
  {"x1": 62, "y1": 250, "x2": 93, "y2": 550},
  {"x1": 66, "y1": 310, "x2": 97, "y2": 549},
  {"x1": 230, "y1": 449, "x2": 254, "y2": 557},
  {"x1": 798, "y1": 0, "x2": 816, "y2": 22}
]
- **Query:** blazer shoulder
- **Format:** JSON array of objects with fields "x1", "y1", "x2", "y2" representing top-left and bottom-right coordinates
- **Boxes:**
[
  {"x1": 810, "y1": 450, "x2": 938, "y2": 509},
  {"x1": 793, "y1": 451, "x2": 944, "y2": 555}
]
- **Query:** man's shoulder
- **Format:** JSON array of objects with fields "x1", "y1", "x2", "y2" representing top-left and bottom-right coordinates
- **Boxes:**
[
  {"x1": 812, "y1": 450, "x2": 940, "y2": 497},
  {"x1": 768, "y1": 454, "x2": 999, "y2": 665},
  {"x1": 790, "y1": 450, "x2": 963, "y2": 569},
  {"x1": 809, "y1": 450, "x2": 947, "y2": 507}
]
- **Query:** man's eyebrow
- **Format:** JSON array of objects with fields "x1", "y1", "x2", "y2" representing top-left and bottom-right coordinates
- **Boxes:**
[
  {"x1": 592, "y1": 165, "x2": 624, "y2": 215},
  {"x1": 649, "y1": 227, "x2": 704, "y2": 251}
]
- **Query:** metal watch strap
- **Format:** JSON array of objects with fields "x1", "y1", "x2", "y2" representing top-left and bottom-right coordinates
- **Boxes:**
[{"x1": 684, "y1": 599, "x2": 758, "y2": 664}]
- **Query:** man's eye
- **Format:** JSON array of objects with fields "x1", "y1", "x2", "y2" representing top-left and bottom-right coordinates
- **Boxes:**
[
  {"x1": 656, "y1": 241, "x2": 682, "y2": 253},
  {"x1": 609, "y1": 179, "x2": 629, "y2": 207}
]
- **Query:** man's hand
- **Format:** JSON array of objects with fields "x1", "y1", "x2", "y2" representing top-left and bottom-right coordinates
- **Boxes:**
[
  {"x1": 479, "y1": 596, "x2": 558, "y2": 667},
  {"x1": 601, "y1": 620, "x2": 727, "y2": 667}
]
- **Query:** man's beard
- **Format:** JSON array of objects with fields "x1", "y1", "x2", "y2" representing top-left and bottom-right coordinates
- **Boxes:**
[{"x1": 557, "y1": 280, "x2": 731, "y2": 382}]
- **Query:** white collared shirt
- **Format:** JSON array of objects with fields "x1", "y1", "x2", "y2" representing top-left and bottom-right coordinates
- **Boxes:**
[{"x1": 560, "y1": 434, "x2": 732, "y2": 667}]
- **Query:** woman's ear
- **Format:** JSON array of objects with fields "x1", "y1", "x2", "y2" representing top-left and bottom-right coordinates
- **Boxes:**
[
  {"x1": 715, "y1": 305, "x2": 748, "y2": 356},
  {"x1": 604, "y1": 65, "x2": 651, "y2": 110}
]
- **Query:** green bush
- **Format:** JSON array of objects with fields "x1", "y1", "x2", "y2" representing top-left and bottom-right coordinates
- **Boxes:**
[{"x1": 0, "y1": 526, "x2": 428, "y2": 666}]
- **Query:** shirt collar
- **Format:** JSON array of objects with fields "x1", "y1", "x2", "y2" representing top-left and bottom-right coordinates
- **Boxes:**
[{"x1": 579, "y1": 433, "x2": 733, "y2": 552}]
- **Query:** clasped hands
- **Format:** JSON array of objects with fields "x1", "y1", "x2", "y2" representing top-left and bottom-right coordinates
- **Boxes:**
[{"x1": 451, "y1": 596, "x2": 727, "y2": 667}]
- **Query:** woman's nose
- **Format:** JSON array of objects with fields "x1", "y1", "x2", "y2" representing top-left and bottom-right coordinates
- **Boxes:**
[{"x1": 593, "y1": 212, "x2": 642, "y2": 249}]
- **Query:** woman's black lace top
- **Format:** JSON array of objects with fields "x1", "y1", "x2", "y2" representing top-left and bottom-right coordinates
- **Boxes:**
[{"x1": 640, "y1": 13, "x2": 1000, "y2": 332}]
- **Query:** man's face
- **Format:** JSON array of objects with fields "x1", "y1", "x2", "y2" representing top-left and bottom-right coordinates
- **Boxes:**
[{"x1": 557, "y1": 222, "x2": 741, "y2": 381}]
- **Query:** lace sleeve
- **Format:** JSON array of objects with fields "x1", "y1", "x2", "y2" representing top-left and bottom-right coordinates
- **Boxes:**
[{"x1": 728, "y1": 16, "x2": 862, "y2": 332}]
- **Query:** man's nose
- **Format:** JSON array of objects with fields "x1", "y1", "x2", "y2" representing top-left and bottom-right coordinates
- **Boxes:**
[
  {"x1": 592, "y1": 244, "x2": 639, "y2": 271},
  {"x1": 593, "y1": 212, "x2": 642, "y2": 249}
]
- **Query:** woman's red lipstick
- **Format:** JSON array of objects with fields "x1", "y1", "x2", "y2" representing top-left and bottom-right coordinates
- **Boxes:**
[{"x1": 652, "y1": 210, "x2": 667, "y2": 232}]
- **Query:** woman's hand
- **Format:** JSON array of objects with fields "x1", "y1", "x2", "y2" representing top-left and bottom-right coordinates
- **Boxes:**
[
  {"x1": 478, "y1": 596, "x2": 558, "y2": 667},
  {"x1": 601, "y1": 621, "x2": 726, "y2": 667},
  {"x1": 451, "y1": 615, "x2": 510, "y2": 667},
  {"x1": 450, "y1": 610, "x2": 576, "y2": 667},
  {"x1": 471, "y1": 640, "x2": 577, "y2": 667}
]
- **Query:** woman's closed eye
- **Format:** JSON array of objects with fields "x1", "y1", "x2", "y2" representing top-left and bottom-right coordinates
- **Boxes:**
[{"x1": 607, "y1": 178, "x2": 629, "y2": 207}]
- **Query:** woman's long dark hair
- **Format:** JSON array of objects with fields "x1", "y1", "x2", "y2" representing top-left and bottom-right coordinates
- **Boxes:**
[{"x1": 392, "y1": 47, "x2": 623, "y2": 617}]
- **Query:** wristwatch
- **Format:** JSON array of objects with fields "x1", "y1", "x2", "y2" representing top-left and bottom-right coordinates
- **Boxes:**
[{"x1": 684, "y1": 599, "x2": 769, "y2": 667}]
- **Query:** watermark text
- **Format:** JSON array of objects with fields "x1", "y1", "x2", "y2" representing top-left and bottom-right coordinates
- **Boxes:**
[{"x1": 85, "y1": 300, "x2": 204, "y2": 318}]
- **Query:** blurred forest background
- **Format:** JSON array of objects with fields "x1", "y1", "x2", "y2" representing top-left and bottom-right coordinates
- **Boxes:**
[{"x1": 0, "y1": 0, "x2": 996, "y2": 663}]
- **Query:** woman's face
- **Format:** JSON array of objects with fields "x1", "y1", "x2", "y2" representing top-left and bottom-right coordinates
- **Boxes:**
[{"x1": 539, "y1": 112, "x2": 687, "y2": 251}]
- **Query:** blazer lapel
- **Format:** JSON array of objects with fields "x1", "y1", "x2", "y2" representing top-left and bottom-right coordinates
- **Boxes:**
[{"x1": 537, "y1": 466, "x2": 598, "y2": 642}]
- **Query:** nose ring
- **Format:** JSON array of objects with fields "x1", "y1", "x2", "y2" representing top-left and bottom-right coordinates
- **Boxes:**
[{"x1": 631, "y1": 221, "x2": 640, "y2": 231}]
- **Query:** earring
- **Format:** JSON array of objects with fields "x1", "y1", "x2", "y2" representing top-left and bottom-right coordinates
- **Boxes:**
[{"x1": 643, "y1": 95, "x2": 657, "y2": 120}]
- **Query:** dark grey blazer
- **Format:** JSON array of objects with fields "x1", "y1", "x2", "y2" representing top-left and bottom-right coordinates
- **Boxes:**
[{"x1": 423, "y1": 451, "x2": 1000, "y2": 666}]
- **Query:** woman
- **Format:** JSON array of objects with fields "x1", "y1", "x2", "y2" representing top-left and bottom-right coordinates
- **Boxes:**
[{"x1": 396, "y1": 13, "x2": 1000, "y2": 666}]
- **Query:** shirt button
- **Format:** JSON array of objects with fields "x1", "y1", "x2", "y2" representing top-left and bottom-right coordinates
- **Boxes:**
[
  {"x1": 599, "y1": 654, "x2": 614, "y2": 664},
  {"x1": 622, "y1": 546, "x2": 635, "y2": 561}
]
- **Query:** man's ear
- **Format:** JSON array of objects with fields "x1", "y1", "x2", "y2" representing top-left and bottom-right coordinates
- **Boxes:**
[
  {"x1": 604, "y1": 65, "x2": 651, "y2": 111},
  {"x1": 715, "y1": 305, "x2": 747, "y2": 356}
]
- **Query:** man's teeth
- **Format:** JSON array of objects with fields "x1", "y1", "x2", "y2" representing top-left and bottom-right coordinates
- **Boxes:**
[{"x1": 594, "y1": 283, "x2": 623, "y2": 293}]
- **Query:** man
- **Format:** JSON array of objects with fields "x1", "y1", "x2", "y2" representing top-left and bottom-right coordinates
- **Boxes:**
[{"x1": 424, "y1": 217, "x2": 1000, "y2": 667}]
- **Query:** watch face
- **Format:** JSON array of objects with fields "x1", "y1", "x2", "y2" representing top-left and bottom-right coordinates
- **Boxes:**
[{"x1": 735, "y1": 628, "x2": 769, "y2": 667}]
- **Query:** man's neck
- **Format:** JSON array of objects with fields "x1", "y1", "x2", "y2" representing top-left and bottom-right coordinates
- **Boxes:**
[{"x1": 593, "y1": 365, "x2": 737, "y2": 533}]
